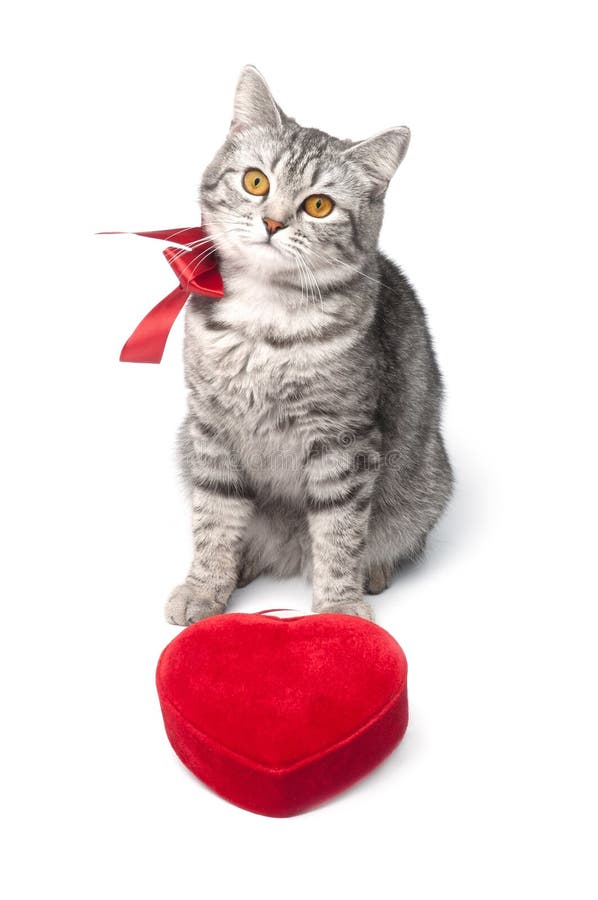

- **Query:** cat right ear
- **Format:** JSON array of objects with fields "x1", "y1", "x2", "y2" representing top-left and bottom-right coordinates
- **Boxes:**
[
  {"x1": 230, "y1": 65, "x2": 285, "y2": 134},
  {"x1": 343, "y1": 127, "x2": 411, "y2": 196}
]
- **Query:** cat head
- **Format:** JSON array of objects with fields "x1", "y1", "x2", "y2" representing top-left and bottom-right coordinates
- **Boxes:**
[{"x1": 200, "y1": 66, "x2": 410, "y2": 288}]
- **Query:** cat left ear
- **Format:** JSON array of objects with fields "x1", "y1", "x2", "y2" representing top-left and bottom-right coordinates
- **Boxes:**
[
  {"x1": 230, "y1": 65, "x2": 285, "y2": 134},
  {"x1": 343, "y1": 126, "x2": 411, "y2": 196}
]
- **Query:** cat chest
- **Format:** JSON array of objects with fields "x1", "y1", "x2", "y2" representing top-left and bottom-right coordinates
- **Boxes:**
[
  {"x1": 223, "y1": 391, "x2": 312, "y2": 502},
  {"x1": 191, "y1": 333, "x2": 324, "y2": 499}
]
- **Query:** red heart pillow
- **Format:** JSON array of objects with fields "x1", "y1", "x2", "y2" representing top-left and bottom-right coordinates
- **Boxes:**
[{"x1": 156, "y1": 612, "x2": 408, "y2": 817}]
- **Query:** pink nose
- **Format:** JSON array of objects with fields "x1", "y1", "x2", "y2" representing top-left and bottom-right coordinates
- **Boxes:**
[{"x1": 263, "y1": 217, "x2": 286, "y2": 235}]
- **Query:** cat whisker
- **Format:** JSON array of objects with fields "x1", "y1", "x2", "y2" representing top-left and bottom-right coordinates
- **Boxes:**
[
  {"x1": 168, "y1": 228, "x2": 241, "y2": 266},
  {"x1": 187, "y1": 247, "x2": 218, "y2": 281},
  {"x1": 298, "y1": 251, "x2": 324, "y2": 314},
  {"x1": 306, "y1": 246, "x2": 401, "y2": 297},
  {"x1": 298, "y1": 255, "x2": 316, "y2": 310},
  {"x1": 167, "y1": 239, "x2": 218, "y2": 266},
  {"x1": 287, "y1": 246, "x2": 321, "y2": 312},
  {"x1": 286, "y1": 247, "x2": 313, "y2": 313},
  {"x1": 187, "y1": 227, "x2": 242, "y2": 248},
  {"x1": 294, "y1": 251, "x2": 315, "y2": 312},
  {"x1": 172, "y1": 239, "x2": 222, "y2": 279},
  {"x1": 290, "y1": 250, "x2": 308, "y2": 310},
  {"x1": 168, "y1": 243, "x2": 210, "y2": 266},
  {"x1": 202, "y1": 214, "x2": 247, "y2": 229},
  {"x1": 162, "y1": 225, "x2": 208, "y2": 243},
  {"x1": 199, "y1": 224, "x2": 250, "y2": 246}
]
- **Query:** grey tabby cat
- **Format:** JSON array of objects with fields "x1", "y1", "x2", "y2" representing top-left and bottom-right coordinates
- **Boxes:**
[{"x1": 165, "y1": 66, "x2": 452, "y2": 626}]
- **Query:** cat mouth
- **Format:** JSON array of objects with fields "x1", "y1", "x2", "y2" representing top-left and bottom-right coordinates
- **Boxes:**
[{"x1": 251, "y1": 238, "x2": 282, "y2": 253}]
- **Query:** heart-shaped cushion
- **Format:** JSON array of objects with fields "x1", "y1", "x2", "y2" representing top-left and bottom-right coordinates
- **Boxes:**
[{"x1": 156, "y1": 612, "x2": 408, "y2": 817}]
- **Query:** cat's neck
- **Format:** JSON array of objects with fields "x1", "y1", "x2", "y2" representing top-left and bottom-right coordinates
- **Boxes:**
[{"x1": 218, "y1": 256, "x2": 303, "y2": 295}]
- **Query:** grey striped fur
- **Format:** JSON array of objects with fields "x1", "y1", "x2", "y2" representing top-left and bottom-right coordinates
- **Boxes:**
[{"x1": 165, "y1": 66, "x2": 452, "y2": 625}]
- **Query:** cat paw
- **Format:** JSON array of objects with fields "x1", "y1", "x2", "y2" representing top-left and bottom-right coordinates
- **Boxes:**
[
  {"x1": 314, "y1": 599, "x2": 375, "y2": 622},
  {"x1": 165, "y1": 582, "x2": 226, "y2": 626},
  {"x1": 365, "y1": 561, "x2": 394, "y2": 595}
]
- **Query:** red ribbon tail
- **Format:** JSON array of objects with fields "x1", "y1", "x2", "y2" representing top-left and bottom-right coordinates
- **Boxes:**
[{"x1": 120, "y1": 285, "x2": 188, "y2": 364}]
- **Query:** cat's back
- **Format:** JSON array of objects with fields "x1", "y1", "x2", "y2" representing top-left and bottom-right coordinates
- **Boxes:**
[{"x1": 373, "y1": 252, "x2": 445, "y2": 437}]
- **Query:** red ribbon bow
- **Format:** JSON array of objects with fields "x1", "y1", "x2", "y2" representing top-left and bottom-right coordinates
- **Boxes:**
[{"x1": 101, "y1": 227, "x2": 224, "y2": 363}]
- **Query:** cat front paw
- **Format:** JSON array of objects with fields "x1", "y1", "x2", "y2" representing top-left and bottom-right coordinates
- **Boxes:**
[
  {"x1": 165, "y1": 582, "x2": 226, "y2": 626},
  {"x1": 313, "y1": 599, "x2": 375, "y2": 622}
]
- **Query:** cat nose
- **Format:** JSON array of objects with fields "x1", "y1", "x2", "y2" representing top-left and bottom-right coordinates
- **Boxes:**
[{"x1": 263, "y1": 217, "x2": 286, "y2": 236}]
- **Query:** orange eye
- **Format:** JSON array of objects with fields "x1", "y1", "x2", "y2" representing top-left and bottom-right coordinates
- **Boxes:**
[
  {"x1": 243, "y1": 169, "x2": 270, "y2": 196},
  {"x1": 303, "y1": 194, "x2": 334, "y2": 218}
]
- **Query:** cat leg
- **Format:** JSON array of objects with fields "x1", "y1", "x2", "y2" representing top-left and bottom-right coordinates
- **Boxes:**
[
  {"x1": 364, "y1": 537, "x2": 427, "y2": 594},
  {"x1": 166, "y1": 419, "x2": 254, "y2": 625},
  {"x1": 166, "y1": 485, "x2": 254, "y2": 624},
  {"x1": 305, "y1": 444, "x2": 378, "y2": 621},
  {"x1": 363, "y1": 434, "x2": 453, "y2": 597}
]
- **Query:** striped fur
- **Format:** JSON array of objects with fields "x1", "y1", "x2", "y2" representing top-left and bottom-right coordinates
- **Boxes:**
[{"x1": 165, "y1": 66, "x2": 452, "y2": 625}]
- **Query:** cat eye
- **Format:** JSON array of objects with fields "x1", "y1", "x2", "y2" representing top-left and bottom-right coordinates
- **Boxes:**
[
  {"x1": 303, "y1": 194, "x2": 334, "y2": 218},
  {"x1": 243, "y1": 169, "x2": 270, "y2": 196}
]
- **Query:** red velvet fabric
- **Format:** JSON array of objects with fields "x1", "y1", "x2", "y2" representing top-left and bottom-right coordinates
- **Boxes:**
[{"x1": 156, "y1": 612, "x2": 408, "y2": 817}]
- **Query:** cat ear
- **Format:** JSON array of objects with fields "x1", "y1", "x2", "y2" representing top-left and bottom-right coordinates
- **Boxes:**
[
  {"x1": 230, "y1": 65, "x2": 285, "y2": 134},
  {"x1": 343, "y1": 127, "x2": 411, "y2": 196}
]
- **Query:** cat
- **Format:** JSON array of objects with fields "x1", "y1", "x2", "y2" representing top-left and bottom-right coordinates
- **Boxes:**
[{"x1": 165, "y1": 65, "x2": 453, "y2": 626}]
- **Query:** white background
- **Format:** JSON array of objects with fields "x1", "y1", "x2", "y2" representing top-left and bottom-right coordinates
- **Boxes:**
[{"x1": 2, "y1": 1, "x2": 597, "y2": 897}]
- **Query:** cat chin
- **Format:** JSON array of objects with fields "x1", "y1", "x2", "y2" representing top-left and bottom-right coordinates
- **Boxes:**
[{"x1": 231, "y1": 240, "x2": 296, "y2": 277}]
